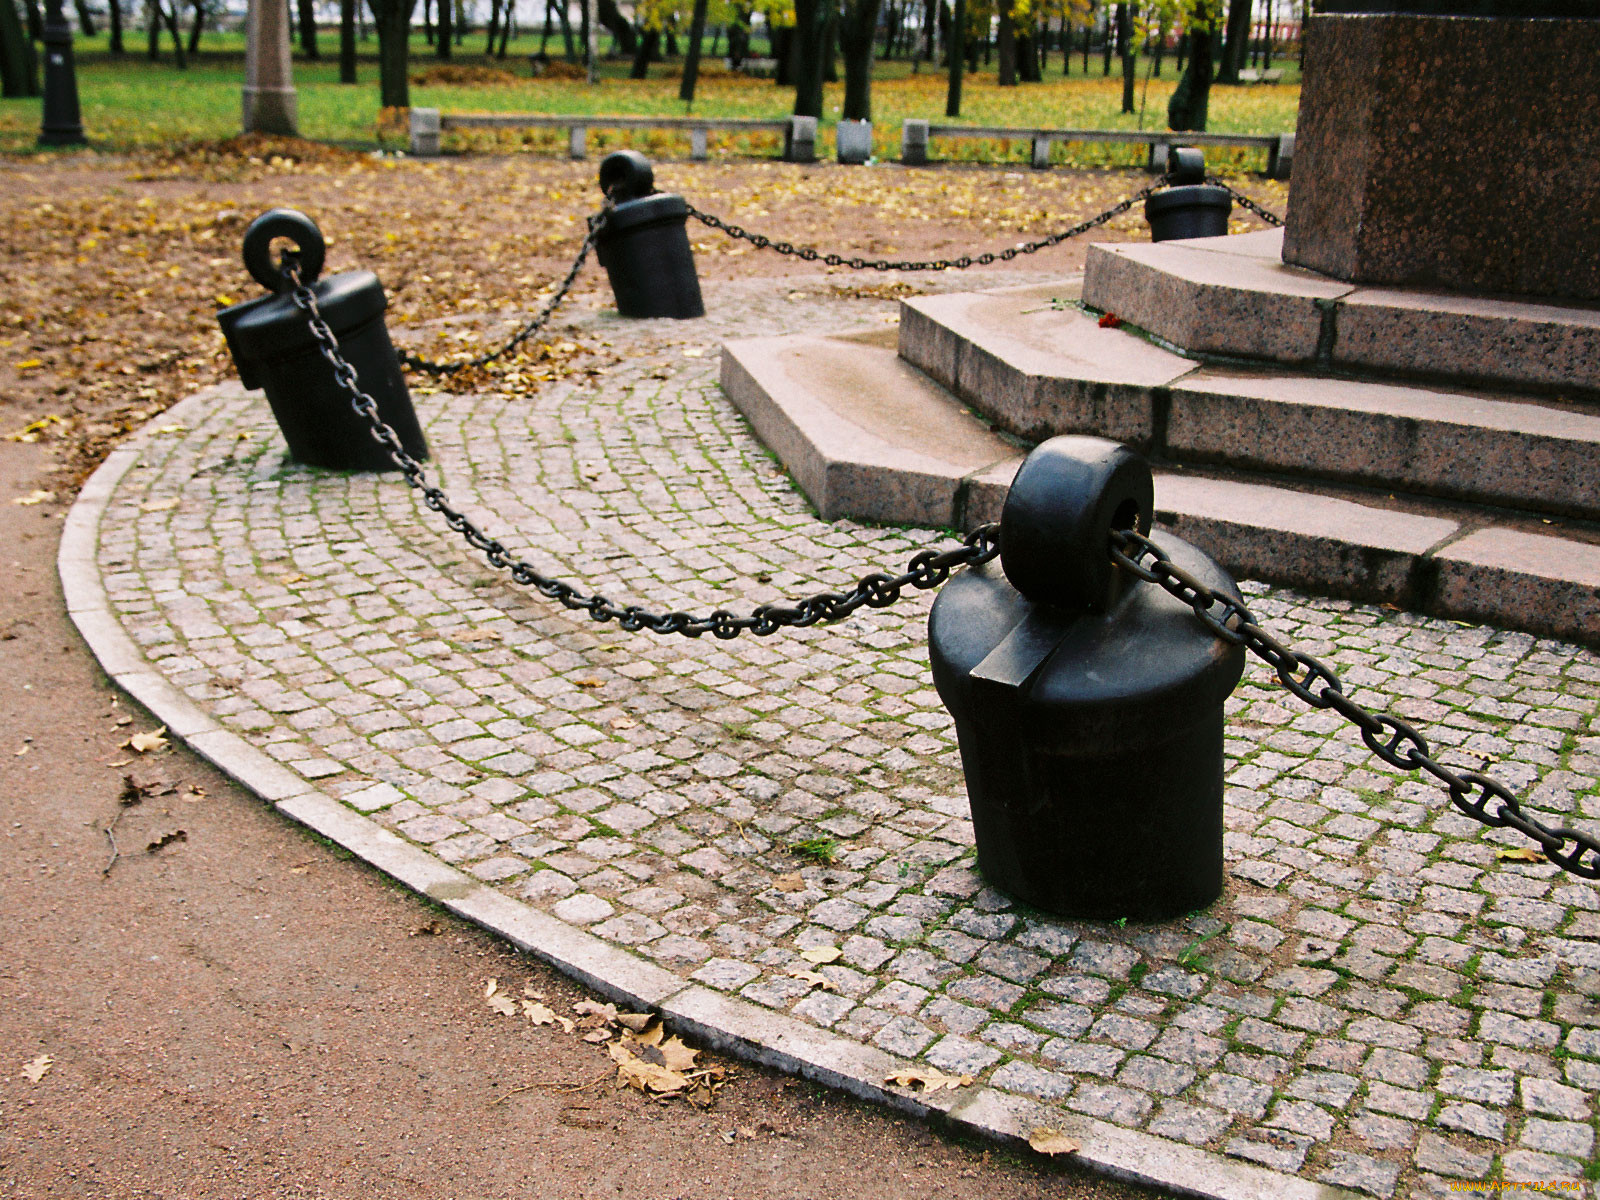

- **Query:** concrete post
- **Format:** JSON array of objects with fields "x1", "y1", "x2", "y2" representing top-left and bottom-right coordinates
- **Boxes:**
[
  {"x1": 243, "y1": 0, "x2": 298, "y2": 136},
  {"x1": 410, "y1": 107, "x2": 441, "y2": 156},
  {"x1": 901, "y1": 118, "x2": 928, "y2": 165}
]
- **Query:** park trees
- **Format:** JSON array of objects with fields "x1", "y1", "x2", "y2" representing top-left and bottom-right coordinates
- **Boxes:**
[
  {"x1": 0, "y1": 0, "x2": 40, "y2": 97},
  {"x1": 1166, "y1": 0, "x2": 1217, "y2": 130},
  {"x1": 368, "y1": 0, "x2": 415, "y2": 107}
]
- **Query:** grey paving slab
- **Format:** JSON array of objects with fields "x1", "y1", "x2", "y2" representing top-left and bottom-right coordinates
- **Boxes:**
[
  {"x1": 62, "y1": 271, "x2": 1600, "y2": 1200},
  {"x1": 1081, "y1": 235, "x2": 1350, "y2": 364},
  {"x1": 898, "y1": 280, "x2": 1196, "y2": 444},
  {"x1": 1168, "y1": 371, "x2": 1600, "y2": 520}
]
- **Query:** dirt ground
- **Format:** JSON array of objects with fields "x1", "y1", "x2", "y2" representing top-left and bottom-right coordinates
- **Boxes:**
[{"x1": 0, "y1": 145, "x2": 1288, "y2": 1199}]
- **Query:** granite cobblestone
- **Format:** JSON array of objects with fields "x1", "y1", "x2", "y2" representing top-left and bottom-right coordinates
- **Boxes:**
[{"x1": 91, "y1": 273, "x2": 1600, "y2": 1196}]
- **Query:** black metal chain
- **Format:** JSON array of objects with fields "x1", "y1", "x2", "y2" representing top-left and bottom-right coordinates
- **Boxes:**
[
  {"x1": 399, "y1": 208, "x2": 610, "y2": 376},
  {"x1": 1108, "y1": 528, "x2": 1600, "y2": 879},
  {"x1": 685, "y1": 177, "x2": 1165, "y2": 272},
  {"x1": 281, "y1": 258, "x2": 999, "y2": 637},
  {"x1": 1206, "y1": 177, "x2": 1285, "y2": 228}
]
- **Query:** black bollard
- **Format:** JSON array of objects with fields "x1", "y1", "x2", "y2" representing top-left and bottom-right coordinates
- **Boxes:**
[
  {"x1": 37, "y1": 0, "x2": 86, "y2": 147},
  {"x1": 928, "y1": 437, "x2": 1245, "y2": 920},
  {"x1": 216, "y1": 209, "x2": 430, "y2": 473},
  {"x1": 594, "y1": 151, "x2": 706, "y2": 320},
  {"x1": 1145, "y1": 147, "x2": 1232, "y2": 242}
]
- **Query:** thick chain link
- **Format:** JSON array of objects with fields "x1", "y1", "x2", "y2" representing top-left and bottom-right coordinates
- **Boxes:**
[
  {"x1": 1108, "y1": 528, "x2": 1600, "y2": 879},
  {"x1": 1206, "y1": 177, "x2": 1285, "y2": 228},
  {"x1": 685, "y1": 178, "x2": 1164, "y2": 272},
  {"x1": 282, "y1": 257, "x2": 998, "y2": 637},
  {"x1": 400, "y1": 208, "x2": 610, "y2": 376}
]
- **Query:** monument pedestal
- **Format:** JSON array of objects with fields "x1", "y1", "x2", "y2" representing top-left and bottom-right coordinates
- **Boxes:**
[{"x1": 1284, "y1": 9, "x2": 1600, "y2": 302}]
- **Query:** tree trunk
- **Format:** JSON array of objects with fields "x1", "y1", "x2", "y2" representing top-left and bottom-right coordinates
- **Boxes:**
[
  {"x1": 146, "y1": 0, "x2": 158, "y2": 58},
  {"x1": 186, "y1": 0, "x2": 201, "y2": 53},
  {"x1": 162, "y1": 0, "x2": 185, "y2": 66},
  {"x1": 727, "y1": 9, "x2": 748, "y2": 67},
  {"x1": 922, "y1": 0, "x2": 934, "y2": 59},
  {"x1": 368, "y1": 0, "x2": 415, "y2": 107},
  {"x1": 1080, "y1": 4, "x2": 1090, "y2": 72},
  {"x1": 1167, "y1": 21, "x2": 1212, "y2": 131},
  {"x1": 791, "y1": 0, "x2": 826, "y2": 117},
  {"x1": 108, "y1": 0, "x2": 124, "y2": 52},
  {"x1": 771, "y1": 22, "x2": 792, "y2": 84},
  {"x1": 995, "y1": 0, "x2": 1014, "y2": 85},
  {"x1": 434, "y1": 0, "x2": 449, "y2": 56},
  {"x1": 1152, "y1": 15, "x2": 1164, "y2": 75},
  {"x1": 420, "y1": 0, "x2": 429, "y2": 43},
  {"x1": 554, "y1": 0, "x2": 574, "y2": 59},
  {"x1": 1117, "y1": 2, "x2": 1133, "y2": 112},
  {"x1": 0, "y1": 0, "x2": 40, "y2": 97},
  {"x1": 629, "y1": 26, "x2": 655, "y2": 76},
  {"x1": 1100, "y1": 5, "x2": 1111, "y2": 74},
  {"x1": 943, "y1": 0, "x2": 961, "y2": 114},
  {"x1": 597, "y1": 0, "x2": 634, "y2": 53},
  {"x1": 74, "y1": 0, "x2": 95, "y2": 35},
  {"x1": 837, "y1": 0, "x2": 878, "y2": 120},
  {"x1": 679, "y1": 0, "x2": 708, "y2": 101},
  {"x1": 340, "y1": 0, "x2": 357, "y2": 78},
  {"x1": 1215, "y1": 0, "x2": 1248, "y2": 83},
  {"x1": 1261, "y1": 0, "x2": 1273, "y2": 69},
  {"x1": 22, "y1": 0, "x2": 39, "y2": 39},
  {"x1": 299, "y1": 0, "x2": 318, "y2": 56},
  {"x1": 1017, "y1": 26, "x2": 1037, "y2": 81},
  {"x1": 496, "y1": 2, "x2": 510, "y2": 56}
]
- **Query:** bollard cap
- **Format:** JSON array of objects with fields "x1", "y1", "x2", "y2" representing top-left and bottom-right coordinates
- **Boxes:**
[
  {"x1": 999, "y1": 436, "x2": 1154, "y2": 613},
  {"x1": 242, "y1": 208, "x2": 327, "y2": 292},
  {"x1": 1165, "y1": 146, "x2": 1206, "y2": 185},
  {"x1": 599, "y1": 150, "x2": 656, "y2": 203}
]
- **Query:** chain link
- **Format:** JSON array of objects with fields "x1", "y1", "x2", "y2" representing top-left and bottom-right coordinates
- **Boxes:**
[
  {"x1": 1108, "y1": 527, "x2": 1600, "y2": 880},
  {"x1": 399, "y1": 208, "x2": 610, "y2": 376},
  {"x1": 686, "y1": 177, "x2": 1165, "y2": 272},
  {"x1": 1206, "y1": 176, "x2": 1285, "y2": 228},
  {"x1": 281, "y1": 256, "x2": 998, "y2": 637}
]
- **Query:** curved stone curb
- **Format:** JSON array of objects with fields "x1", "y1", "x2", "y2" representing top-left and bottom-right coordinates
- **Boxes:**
[{"x1": 59, "y1": 386, "x2": 1352, "y2": 1200}]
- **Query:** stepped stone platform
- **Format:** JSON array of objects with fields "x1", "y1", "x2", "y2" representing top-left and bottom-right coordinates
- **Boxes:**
[{"x1": 719, "y1": 234, "x2": 1600, "y2": 648}]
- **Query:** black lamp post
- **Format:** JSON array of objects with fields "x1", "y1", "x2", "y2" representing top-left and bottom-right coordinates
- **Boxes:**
[{"x1": 38, "y1": 0, "x2": 86, "y2": 147}]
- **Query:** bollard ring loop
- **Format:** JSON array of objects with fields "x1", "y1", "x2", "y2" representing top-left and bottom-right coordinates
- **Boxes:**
[{"x1": 242, "y1": 208, "x2": 327, "y2": 292}]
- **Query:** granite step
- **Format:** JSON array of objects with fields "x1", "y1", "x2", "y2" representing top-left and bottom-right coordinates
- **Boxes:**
[
  {"x1": 1080, "y1": 229, "x2": 1600, "y2": 398},
  {"x1": 900, "y1": 280, "x2": 1600, "y2": 521},
  {"x1": 720, "y1": 331, "x2": 1600, "y2": 648}
]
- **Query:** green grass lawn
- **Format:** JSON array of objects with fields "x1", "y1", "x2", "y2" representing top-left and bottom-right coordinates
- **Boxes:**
[{"x1": 0, "y1": 34, "x2": 1300, "y2": 168}]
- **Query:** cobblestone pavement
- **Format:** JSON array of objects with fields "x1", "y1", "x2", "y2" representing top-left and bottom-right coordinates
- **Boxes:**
[{"x1": 85, "y1": 269, "x2": 1600, "y2": 1199}]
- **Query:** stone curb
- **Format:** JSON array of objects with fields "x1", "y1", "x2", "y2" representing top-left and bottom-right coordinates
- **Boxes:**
[{"x1": 58, "y1": 387, "x2": 1354, "y2": 1200}]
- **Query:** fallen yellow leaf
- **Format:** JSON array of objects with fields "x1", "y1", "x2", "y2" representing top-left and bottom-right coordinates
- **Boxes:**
[
  {"x1": 787, "y1": 968, "x2": 836, "y2": 992},
  {"x1": 1027, "y1": 1128, "x2": 1081, "y2": 1156},
  {"x1": 773, "y1": 872, "x2": 806, "y2": 893},
  {"x1": 799, "y1": 945, "x2": 842, "y2": 965},
  {"x1": 885, "y1": 1067, "x2": 973, "y2": 1094},
  {"x1": 12, "y1": 490, "x2": 54, "y2": 506},
  {"x1": 140, "y1": 498, "x2": 180, "y2": 513},
  {"x1": 1495, "y1": 847, "x2": 1543, "y2": 862},
  {"x1": 126, "y1": 727, "x2": 169, "y2": 754},
  {"x1": 21, "y1": 1054, "x2": 52, "y2": 1083},
  {"x1": 14, "y1": 359, "x2": 42, "y2": 370},
  {"x1": 522, "y1": 999, "x2": 558, "y2": 1026}
]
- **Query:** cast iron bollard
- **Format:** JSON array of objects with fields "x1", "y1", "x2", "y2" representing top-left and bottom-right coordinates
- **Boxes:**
[
  {"x1": 217, "y1": 208, "x2": 429, "y2": 472},
  {"x1": 1145, "y1": 147, "x2": 1233, "y2": 242},
  {"x1": 928, "y1": 437, "x2": 1245, "y2": 920},
  {"x1": 594, "y1": 151, "x2": 706, "y2": 320}
]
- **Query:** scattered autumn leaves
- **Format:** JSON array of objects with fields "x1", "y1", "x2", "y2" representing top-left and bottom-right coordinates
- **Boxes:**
[
  {"x1": 482, "y1": 978, "x2": 728, "y2": 1108},
  {"x1": 0, "y1": 144, "x2": 1286, "y2": 496}
]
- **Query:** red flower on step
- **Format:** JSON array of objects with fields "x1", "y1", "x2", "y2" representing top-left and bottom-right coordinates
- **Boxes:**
[{"x1": 1098, "y1": 313, "x2": 1123, "y2": 329}]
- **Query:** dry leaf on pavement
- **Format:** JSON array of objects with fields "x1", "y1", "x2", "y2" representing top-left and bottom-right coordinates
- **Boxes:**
[
  {"x1": 1027, "y1": 1128, "x2": 1081, "y2": 1156},
  {"x1": 21, "y1": 1054, "x2": 53, "y2": 1083},
  {"x1": 483, "y1": 978, "x2": 519, "y2": 1018},
  {"x1": 522, "y1": 999, "x2": 558, "y2": 1026},
  {"x1": 12, "y1": 490, "x2": 55, "y2": 506},
  {"x1": 772, "y1": 872, "x2": 805, "y2": 892},
  {"x1": 787, "y1": 968, "x2": 836, "y2": 992},
  {"x1": 608, "y1": 1040, "x2": 691, "y2": 1096},
  {"x1": 798, "y1": 945, "x2": 842, "y2": 965},
  {"x1": 1495, "y1": 847, "x2": 1543, "y2": 862},
  {"x1": 885, "y1": 1067, "x2": 973, "y2": 1094},
  {"x1": 125, "y1": 726, "x2": 169, "y2": 754}
]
